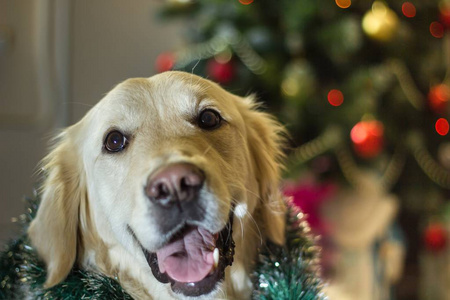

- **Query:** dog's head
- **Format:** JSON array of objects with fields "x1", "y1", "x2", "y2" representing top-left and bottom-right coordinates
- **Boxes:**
[{"x1": 28, "y1": 71, "x2": 285, "y2": 298}]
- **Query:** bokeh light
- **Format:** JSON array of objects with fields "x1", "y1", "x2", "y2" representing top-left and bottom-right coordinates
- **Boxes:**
[
  {"x1": 327, "y1": 89, "x2": 344, "y2": 106},
  {"x1": 214, "y1": 49, "x2": 233, "y2": 64},
  {"x1": 362, "y1": 1, "x2": 399, "y2": 42},
  {"x1": 372, "y1": 1, "x2": 387, "y2": 14},
  {"x1": 435, "y1": 118, "x2": 449, "y2": 136},
  {"x1": 350, "y1": 120, "x2": 384, "y2": 158},
  {"x1": 155, "y1": 52, "x2": 175, "y2": 73},
  {"x1": 402, "y1": 2, "x2": 416, "y2": 18},
  {"x1": 239, "y1": 0, "x2": 254, "y2": 5},
  {"x1": 424, "y1": 223, "x2": 448, "y2": 251},
  {"x1": 351, "y1": 121, "x2": 383, "y2": 144},
  {"x1": 428, "y1": 84, "x2": 450, "y2": 113},
  {"x1": 281, "y1": 78, "x2": 300, "y2": 97},
  {"x1": 335, "y1": 0, "x2": 351, "y2": 9},
  {"x1": 430, "y1": 21, "x2": 444, "y2": 38},
  {"x1": 440, "y1": 4, "x2": 450, "y2": 28}
]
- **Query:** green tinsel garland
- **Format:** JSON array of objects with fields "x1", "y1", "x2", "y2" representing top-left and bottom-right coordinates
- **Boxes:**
[
  {"x1": 0, "y1": 193, "x2": 324, "y2": 300},
  {"x1": 252, "y1": 206, "x2": 324, "y2": 300}
]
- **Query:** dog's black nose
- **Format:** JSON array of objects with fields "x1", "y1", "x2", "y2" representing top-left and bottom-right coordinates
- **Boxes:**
[{"x1": 146, "y1": 163, "x2": 204, "y2": 209}]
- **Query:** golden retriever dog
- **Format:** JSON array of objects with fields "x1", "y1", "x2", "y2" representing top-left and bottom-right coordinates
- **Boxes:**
[{"x1": 28, "y1": 71, "x2": 286, "y2": 299}]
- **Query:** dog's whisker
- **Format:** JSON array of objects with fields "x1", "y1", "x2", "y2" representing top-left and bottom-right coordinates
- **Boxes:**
[
  {"x1": 191, "y1": 59, "x2": 201, "y2": 75},
  {"x1": 236, "y1": 213, "x2": 245, "y2": 245},
  {"x1": 228, "y1": 205, "x2": 263, "y2": 246},
  {"x1": 230, "y1": 197, "x2": 245, "y2": 241},
  {"x1": 250, "y1": 220, "x2": 264, "y2": 246},
  {"x1": 226, "y1": 182, "x2": 262, "y2": 202},
  {"x1": 239, "y1": 206, "x2": 263, "y2": 246},
  {"x1": 193, "y1": 200, "x2": 207, "y2": 215},
  {"x1": 226, "y1": 183, "x2": 264, "y2": 244},
  {"x1": 215, "y1": 284, "x2": 227, "y2": 299},
  {"x1": 202, "y1": 145, "x2": 213, "y2": 156},
  {"x1": 197, "y1": 207, "x2": 208, "y2": 220}
]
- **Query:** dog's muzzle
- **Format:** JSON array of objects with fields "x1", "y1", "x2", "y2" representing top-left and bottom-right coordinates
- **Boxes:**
[
  {"x1": 137, "y1": 163, "x2": 236, "y2": 296},
  {"x1": 143, "y1": 212, "x2": 235, "y2": 297}
]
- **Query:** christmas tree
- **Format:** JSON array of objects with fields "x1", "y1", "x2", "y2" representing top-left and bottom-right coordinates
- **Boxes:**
[{"x1": 157, "y1": 0, "x2": 450, "y2": 299}]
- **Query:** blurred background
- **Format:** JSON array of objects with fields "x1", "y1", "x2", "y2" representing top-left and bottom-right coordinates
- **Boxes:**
[{"x1": 1, "y1": 0, "x2": 450, "y2": 299}]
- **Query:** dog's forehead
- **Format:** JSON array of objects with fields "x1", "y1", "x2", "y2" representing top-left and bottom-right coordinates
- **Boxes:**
[{"x1": 95, "y1": 72, "x2": 236, "y2": 122}]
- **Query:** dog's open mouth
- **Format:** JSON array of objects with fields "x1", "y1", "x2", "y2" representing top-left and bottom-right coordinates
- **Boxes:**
[{"x1": 144, "y1": 214, "x2": 235, "y2": 297}]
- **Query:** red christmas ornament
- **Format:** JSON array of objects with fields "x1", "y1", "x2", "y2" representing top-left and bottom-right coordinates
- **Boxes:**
[
  {"x1": 207, "y1": 59, "x2": 235, "y2": 84},
  {"x1": 428, "y1": 84, "x2": 450, "y2": 114},
  {"x1": 350, "y1": 120, "x2": 384, "y2": 158},
  {"x1": 402, "y1": 2, "x2": 416, "y2": 18},
  {"x1": 436, "y1": 118, "x2": 449, "y2": 136},
  {"x1": 440, "y1": 7, "x2": 450, "y2": 29},
  {"x1": 424, "y1": 223, "x2": 447, "y2": 252},
  {"x1": 327, "y1": 89, "x2": 344, "y2": 107},
  {"x1": 155, "y1": 52, "x2": 175, "y2": 73},
  {"x1": 430, "y1": 21, "x2": 445, "y2": 38}
]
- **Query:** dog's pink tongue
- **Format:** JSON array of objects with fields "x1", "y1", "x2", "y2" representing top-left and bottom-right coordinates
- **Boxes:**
[{"x1": 156, "y1": 227, "x2": 215, "y2": 283}]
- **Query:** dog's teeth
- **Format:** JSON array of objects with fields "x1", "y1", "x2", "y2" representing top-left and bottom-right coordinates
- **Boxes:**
[{"x1": 213, "y1": 248, "x2": 219, "y2": 268}]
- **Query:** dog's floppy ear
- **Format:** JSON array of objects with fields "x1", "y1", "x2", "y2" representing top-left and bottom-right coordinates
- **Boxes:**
[
  {"x1": 28, "y1": 125, "x2": 86, "y2": 288},
  {"x1": 240, "y1": 96, "x2": 287, "y2": 245}
]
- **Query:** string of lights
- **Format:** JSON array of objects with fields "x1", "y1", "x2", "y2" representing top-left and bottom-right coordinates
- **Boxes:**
[
  {"x1": 292, "y1": 126, "x2": 343, "y2": 164},
  {"x1": 408, "y1": 134, "x2": 450, "y2": 189},
  {"x1": 388, "y1": 59, "x2": 424, "y2": 111},
  {"x1": 171, "y1": 32, "x2": 267, "y2": 75}
]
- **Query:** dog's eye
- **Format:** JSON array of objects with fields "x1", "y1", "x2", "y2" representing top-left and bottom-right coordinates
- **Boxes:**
[
  {"x1": 198, "y1": 109, "x2": 222, "y2": 130},
  {"x1": 104, "y1": 131, "x2": 127, "y2": 152}
]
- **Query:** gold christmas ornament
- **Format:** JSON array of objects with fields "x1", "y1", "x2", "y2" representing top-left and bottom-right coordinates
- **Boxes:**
[{"x1": 362, "y1": 1, "x2": 399, "y2": 42}]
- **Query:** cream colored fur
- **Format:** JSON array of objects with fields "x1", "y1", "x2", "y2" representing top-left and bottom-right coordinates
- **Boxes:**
[{"x1": 28, "y1": 71, "x2": 286, "y2": 300}]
